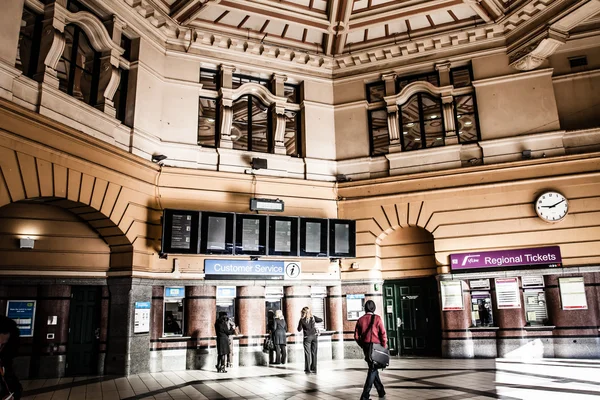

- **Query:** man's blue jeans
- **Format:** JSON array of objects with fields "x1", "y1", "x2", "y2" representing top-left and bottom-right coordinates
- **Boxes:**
[{"x1": 360, "y1": 346, "x2": 385, "y2": 399}]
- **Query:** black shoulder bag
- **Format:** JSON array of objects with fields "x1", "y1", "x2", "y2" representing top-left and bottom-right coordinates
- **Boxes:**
[{"x1": 362, "y1": 314, "x2": 390, "y2": 369}]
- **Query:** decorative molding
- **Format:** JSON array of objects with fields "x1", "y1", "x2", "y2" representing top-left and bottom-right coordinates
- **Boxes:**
[
  {"x1": 230, "y1": 82, "x2": 287, "y2": 112},
  {"x1": 43, "y1": 30, "x2": 66, "y2": 72},
  {"x1": 472, "y1": 68, "x2": 554, "y2": 87},
  {"x1": 552, "y1": 68, "x2": 600, "y2": 83},
  {"x1": 385, "y1": 81, "x2": 454, "y2": 106},
  {"x1": 104, "y1": 66, "x2": 121, "y2": 104}
]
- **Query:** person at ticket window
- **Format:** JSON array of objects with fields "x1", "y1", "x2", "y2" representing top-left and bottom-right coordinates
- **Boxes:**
[{"x1": 0, "y1": 315, "x2": 22, "y2": 400}]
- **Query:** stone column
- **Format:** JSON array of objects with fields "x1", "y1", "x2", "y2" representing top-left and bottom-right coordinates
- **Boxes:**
[
  {"x1": 105, "y1": 277, "x2": 152, "y2": 375},
  {"x1": 237, "y1": 285, "x2": 266, "y2": 365},
  {"x1": 283, "y1": 285, "x2": 311, "y2": 363},
  {"x1": 218, "y1": 64, "x2": 236, "y2": 149},
  {"x1": 442, "y1": 95, "x2": 458, "y2": 145},
  {"x1": 327, "y1": 285, "x2": 344, "y2": 359},
  {"x1": 186, "y1": 285, "x2": 216, "y2": 369}
]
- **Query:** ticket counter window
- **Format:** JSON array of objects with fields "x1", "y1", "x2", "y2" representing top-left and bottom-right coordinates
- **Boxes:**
[
  {"x1": 164, "y1": 286, "x2": 185, "y2": 337},
  {"x1": 265, "y1": 287, "x2": 283, "y2": 331},
  {"x1": 524, "y1": 290, "x2": 548, "y2": 326},
  {"x1": 217, "y1": 286, "x2": 236, "y2": 321},
  {"x1": 311, "y1": 286, "x2": 327, "y2": 330},
  {"x1": 471, "y1": 292, "x2": 493, "y2": 327}
]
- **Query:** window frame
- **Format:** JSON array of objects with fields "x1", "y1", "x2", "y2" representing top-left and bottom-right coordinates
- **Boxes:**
[
  {"x1": 399, "y1": 93, "x2": 445, "y2": 151},
  {"x1": 366, "y1": 81, "x2": 385, "y2": 103},
  {"x1": 198, "y1": 96, "x2": 220, "y2": 148},
  {"x1": 396, "y1": 72, "x2": 440, "y2": 93},
  {"x1": 231, "y1": 94, "x2": 273, "y2": 153},
  {"x1": 163, "y1": 286, "x2": 185, "y2": 338},
  {"x1": 453, "y1": 93, "x2": 481, "y2": 144},
  {"x1": 368, "y1": 108, "x2": 390, "y2": 156},
  {"x1": 199, "y1": 67, "x2": 220, "y2": 91},
  {"x1": 17, "y1": 6, "x2": 43, "y2": 79}
]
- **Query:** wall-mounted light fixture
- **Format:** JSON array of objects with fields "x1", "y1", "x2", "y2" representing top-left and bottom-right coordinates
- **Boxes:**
[
  {"x1": 152, "y1": 154, "x2": 168, "y2": 163},
  {"x1": 522, "y1": 150, "x2": 532, "y2": 159},
  {"x1": 20, "y1": 237, "x2": 35, "y2": 249}
]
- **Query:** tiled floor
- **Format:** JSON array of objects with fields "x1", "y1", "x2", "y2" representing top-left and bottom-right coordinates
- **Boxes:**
[{"x1": 20, "y1": 358, "x2": 600, "y2": 400}]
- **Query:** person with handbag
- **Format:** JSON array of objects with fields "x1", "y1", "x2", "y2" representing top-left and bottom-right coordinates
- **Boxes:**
[
  {"x1": 354, "y1": 300, "x2": 387, "y2": 400},
  {"x1": 0, "y1": 316, "x2": 22, "y2": 400},
  {"x1": 214, "y1": 312, "x2": 235, "y2": 373},
  {"x1": 226, "y1": 317, "x2": 238, "y2": 368},
  {"x1": 271, "y1": 310, "x2": 287, "y2": 365},
  {"x1": 297, "y1": 306, "x2": 322, "y2": 374}
]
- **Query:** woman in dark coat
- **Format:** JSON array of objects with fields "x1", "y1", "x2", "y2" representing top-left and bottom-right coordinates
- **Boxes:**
[
  {"x1": 271, "y1": 310, "x2": 287, "y2": 364},
  {"x1": 297, "y1": 306, "x2": 323, "y2": 374},
  {"x1": 214, "y1": 312, "x2": 235, "y2": 372}
]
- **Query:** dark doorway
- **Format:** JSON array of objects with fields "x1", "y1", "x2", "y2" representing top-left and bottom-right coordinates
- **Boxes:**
[
  {"x1": 383, "y1": 277, "x2": 441, "y2": 356},
  {"x1": 67, "y1": 286, "x2": 101, "y2": 375}
]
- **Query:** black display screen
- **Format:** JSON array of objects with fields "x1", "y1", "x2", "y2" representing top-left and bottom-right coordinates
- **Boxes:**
[
  {"x1": 200, "y1": 212, "x2": 234, "y2": 254},
  {"x1": 329, "y1": 219, "x2": 356, "y2": 258},
  {"x1": 299, "y1": 217, "x2": 328, "y2": 257},
  {"x1": 161, "y1": 209, "x2": 200, "y2": 254},
  {"x1": 234, "y1": 214, "x2": 267, "y2": 255},
  {"x1": 268, "y1": 216, "x2": 298, "y2": 256}
]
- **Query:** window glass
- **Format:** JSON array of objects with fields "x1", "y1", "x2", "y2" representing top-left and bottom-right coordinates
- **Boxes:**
[
  {"x1": 17, "y1": 7, "x2": 41, "y2": 78},
  {"x1": 471, "y1": 292, "x2": 493, "y2": 327},
  {"x1": 200, "y1": 68, "x2": 219, "y2": 91},
  {"x1": 232, "y1": 95, "x2": 249, "y2": 151},
  {"x1": 310, "y1": 296, "x2": 326, "y2": 331},
  {"x1": 232, "y1": 73, "x2": 269, "y2": 90},
  {"x1": 250, "y1": 97, "x2": 270, "y2": 153},
  {"x1": 422, "y1": 95, "x2": 444, "y2": 148},
  {"x1": 400, "y1": 95, "x2": 421, "y2": 151},
  {"x1": 398, "y1": 73, "x2": 439, "y2": 92},
  {"x1": 284, "y1": 110, "x2": 300, "y2": 156},
  {"x1": 451, "y1": 67, "x2": 472, "y2": 88},
  {"x1": 114, "y1": 69, "x2": 129, "y2": 124},
  {"x1": 368, "y1": 109, "x2": 389, "y2": 156},
  {"x1": 454, "y1": 95, "x2": 479, "y2": 143},
  {"x1": 198, "y1": 97, "x2": 218, "y2": 147},
  {"x1": 524, "y1": 290, "x2": 548, "y2": 326},
  {"x1": 163, "y1": 287, "x2": 185, "y2": 337},
  {"x1": 284, "y1": 84, "x2": 300, "y2": 103},
  {"x1": 367, "y1": 82, "x2": 385, "y2": 103}
]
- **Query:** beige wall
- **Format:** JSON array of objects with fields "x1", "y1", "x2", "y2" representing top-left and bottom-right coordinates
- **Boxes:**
[
  {"x1": 473, "y1": 69, "x2": 561, "y2": 139},
  {"x1": 0, "y1": 203, "x2": 110, "y2": 273},
  {"x1": 553, "y1": 73, "x2": 600, "y2": 130}
]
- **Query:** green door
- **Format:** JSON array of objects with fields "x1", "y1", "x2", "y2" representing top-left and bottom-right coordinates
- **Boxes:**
[
  {"x1": 383, "y1": 278, "x2": 441, "y2": 356},
  {"x1": 67, "y1": 286, "x2": 101, "y2": 375}
]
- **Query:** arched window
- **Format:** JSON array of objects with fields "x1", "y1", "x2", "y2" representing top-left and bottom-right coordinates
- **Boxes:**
[
  {"x1": 399, "y1": 93, "x2": 444, "y2": 151},
  {"x1": 231, "y1": 95, "x2": 272, "y2": 153},
  {"x1": 57, "y1": 25, "x2": 100, "y2": 106}
]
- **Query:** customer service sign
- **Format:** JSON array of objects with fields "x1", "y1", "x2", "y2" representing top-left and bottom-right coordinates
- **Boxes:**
[{"x1": 450, "y1": 246, "x2": 562, "y2": 272}]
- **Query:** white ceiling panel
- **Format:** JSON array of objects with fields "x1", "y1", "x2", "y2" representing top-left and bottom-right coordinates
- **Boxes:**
[
  {"x1": 220, "y1": 9, "x2": 246, "y2": 26},
  {"x1": 285, "y1": 24, "x2": 304, "y2": 41},
  {"x1": 305, "y1": 29, "x2": 323, "y2": 45},
  {"x1": 368, "y1": 24, "x2": 386, "y2": 40},
  {"x1": 408, "y1": 15, "x2": 431, "y2": 30},
  {"x1": 346, "y1": 29, "x2": 365, "y2": 44},
  {"x1": 429, "y1": 10, "x2": 454, "y2": 25},
  {"x1": 312, "y1": 0, "x2": 328, "y2": 11},
  {"x1": 450, "y1": 4, "x2": 479, "y2": 20},
  {"x1": 264, "y1": 20, "x2": 287, "y2": 36},
  {"x1": 388, "y1": 19, "x2": 408, "y2": 34},
  {"x1": 243, "y1": 15, "x2": 268, "y2": 31},
  {"x1": 353, "y1": 0, "x2": 369, "y2": 11},
  {"x1": 197, "y1": 6, "x2": 225, "y2": 22}
]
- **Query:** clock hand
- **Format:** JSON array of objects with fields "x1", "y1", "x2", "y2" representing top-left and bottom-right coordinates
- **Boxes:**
[{"x1": 549, "y1": 199, "x2": 566, "y2": 208}]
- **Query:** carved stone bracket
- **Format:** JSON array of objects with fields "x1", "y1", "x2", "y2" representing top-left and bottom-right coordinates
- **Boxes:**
[
  {"x1": 273, "y1": 113, "x2": 287, "y2": 155},
  {"x1": 509, "y1": 35, "x2": 565, "y2": 71}
]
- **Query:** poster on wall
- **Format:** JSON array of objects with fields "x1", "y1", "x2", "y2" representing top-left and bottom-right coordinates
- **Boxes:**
[
  {"x1": 495, "y1": 278, "x2": 521, "y2": 309},
  {"x1": 441, "y1": 281, "x2": 464, "y2": 311},
  {"x1": 134, "y1": 301, "x2": 151, "y2": 333},
  {"x1": 346, "y1": 294, "x2": 365, "y2": 320},
  {"x1": 6, "y1": 300, "x2": 36, "y2": 337},
  {"x1": 559, "y1": 277, "x2": 588, "y2": 310}
]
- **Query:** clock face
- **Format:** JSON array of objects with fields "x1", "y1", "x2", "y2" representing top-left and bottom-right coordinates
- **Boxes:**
[{"x1": 535, "y1": 191, "x2": 568, "y2": 222}]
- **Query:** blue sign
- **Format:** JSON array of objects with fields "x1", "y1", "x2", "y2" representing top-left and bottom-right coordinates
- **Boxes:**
[
  {"x1": 347, "y1": 294, "x2": 365, "y2": 299},
  {"x1": 135, "y1": 301, "x2": 151, "y2": 309},
  {"x1": 6, "y1": 300, "x2": 36, "y2": 337},
  {"x1": 165, "y1": 287, "x2": 185, "y2": 297},
  {"x1": 205, "y1": 260, "x2": 285, "y2": 279}
]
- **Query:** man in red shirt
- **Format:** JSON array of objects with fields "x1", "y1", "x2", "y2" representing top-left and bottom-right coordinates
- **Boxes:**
[{"x1": 354, "y1": 300, "x2": 387, "y2": 400}]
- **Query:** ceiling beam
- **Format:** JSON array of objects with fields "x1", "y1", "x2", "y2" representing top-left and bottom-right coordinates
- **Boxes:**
[
  {"x1": 323, "y1": 0, "x2": 341, "y2": 55},
  {"x1": 463, "y1": 0, "x2": 493, "y2": 23},
  {"x1": 333, "y1": 0, "x2": 354, "y2": 55}
]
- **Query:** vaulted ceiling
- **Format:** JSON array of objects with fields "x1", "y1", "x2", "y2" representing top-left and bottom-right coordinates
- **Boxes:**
[{"x1": 163, "y1": 0, "x2": 501, "y2": 56}]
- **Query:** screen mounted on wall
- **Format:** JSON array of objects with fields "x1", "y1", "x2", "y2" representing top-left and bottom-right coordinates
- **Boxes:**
[
  {"x1": 161, "y1": 209, "x2": 200, "y2": 254},
  {"x1": 299, "y1": 217, "x2": 328, "y2": 257},
  {"x1": 200, "y1": 211, "x2": 234, "y2": 255},
  {"x1": 328, "y1": 219, "x2": 356, "y2": 258},
  {"x1": 268, "y1": 216, "x2": 299, "y2": 256},
  {"x1": 235, "y1": 214, "x2": 267, "y2": 256}
]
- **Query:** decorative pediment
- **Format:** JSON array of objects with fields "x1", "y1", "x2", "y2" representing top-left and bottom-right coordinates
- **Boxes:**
[{"x1": 385, "y1": 81, "x2": 454, "y2": 106}]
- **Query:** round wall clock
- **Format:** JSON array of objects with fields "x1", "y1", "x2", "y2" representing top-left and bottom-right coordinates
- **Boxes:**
[{"x1": 535, "y1": 191, "x2": 568, "y2": 222}]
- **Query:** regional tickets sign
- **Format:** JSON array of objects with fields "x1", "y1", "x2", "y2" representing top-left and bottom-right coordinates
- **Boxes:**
[{"x1": 450, "y1": 246, "x2": 562, "y2": 272}]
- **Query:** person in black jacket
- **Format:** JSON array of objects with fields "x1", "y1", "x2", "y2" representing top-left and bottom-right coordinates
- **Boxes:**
[
  {"x1": 270, "y1": 310, "x2": 287, "y2": 365},
  {"x1": 0, "y1": 315, "x2": 22, "y2": 400},
  {"x1": 214, "y1": 312, "x2": 235, "y2": 373},
  {"x1": 297, "y1": 306, "x2": 322, "y2": 374}
]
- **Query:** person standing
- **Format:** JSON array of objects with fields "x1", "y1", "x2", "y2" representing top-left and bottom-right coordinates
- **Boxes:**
[
  {"x1": 226, "y1": 316, "x2": 237, "y2": 368},
  {"x1": 297, "y1": 306, "x2": 322, "y2": 374},
  {"x1": 271, "y1": 310, "x2": 287, "y2": 365},
  {"x1": 214, "y1": 312, "x2": 234, "y2": 373},
  {"x1": 354, "y1": 300, "x2": 387, "y2": 400},
  {"x1": 0, "y1": 315, "x2": 22, "y2": 400}
]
